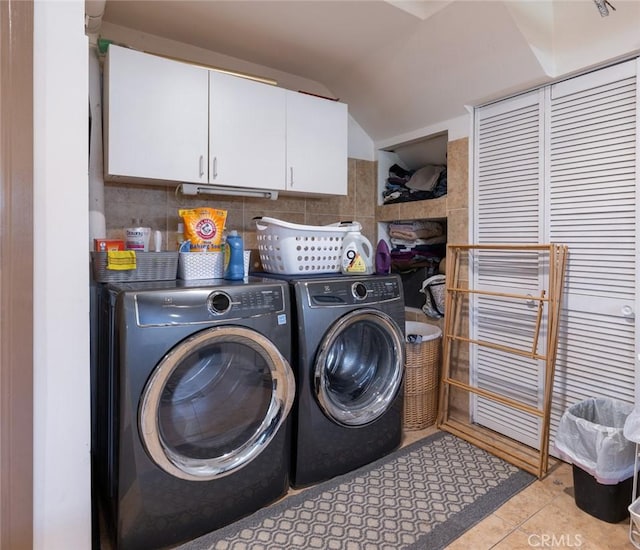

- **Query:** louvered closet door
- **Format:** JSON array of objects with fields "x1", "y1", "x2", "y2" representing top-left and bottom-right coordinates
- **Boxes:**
[
  {"x1": 547, "y1": 60, "x2": 639, "y2": 448},
  {"x1": 473, "y1": 59, "x2": 639, "y2": 452},
  {"x1": 472, "y1": 90, "x2": 547, "y2": 448}
]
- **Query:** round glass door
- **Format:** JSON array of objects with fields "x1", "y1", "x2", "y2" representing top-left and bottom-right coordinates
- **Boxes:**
[
  {"x1": 314, "y1": 309, "x2": 404, "y2": 427},
  {"x1": 139, "y1": 326, "x2": 295, "y2": 481}
]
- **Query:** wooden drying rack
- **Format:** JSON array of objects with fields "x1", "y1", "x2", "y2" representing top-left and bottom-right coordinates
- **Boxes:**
[{"x1": 437, "y1": 244, "x2": 568, "y2": 479}]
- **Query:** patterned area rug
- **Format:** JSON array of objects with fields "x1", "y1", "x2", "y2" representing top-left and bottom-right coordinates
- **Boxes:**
[{"x1": 178, "y1": 431, "x2": 535, "y2": 550}]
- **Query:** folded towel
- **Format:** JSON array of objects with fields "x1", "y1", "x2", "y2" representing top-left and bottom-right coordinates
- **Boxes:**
[{"x1": 107, "y1": 250, "x2": 136, "y2": 270}]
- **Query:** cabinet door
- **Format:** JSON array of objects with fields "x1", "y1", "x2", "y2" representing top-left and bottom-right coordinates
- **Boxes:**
[
  {"x1": 104, "y1": 45, "x2": 209, "y2": 183},
  {"x1": 285, "y1": 91, "x2": 348, "y2": 195},
  {"x1": 546, "y1": 61, "x2": 638, "y2": 445},
  {"x1": 472, "y1": 90, "x2": 546, "y2": 449},
  {"x1": 209, "y1": 72, "x2": 286, "y2": 191}
]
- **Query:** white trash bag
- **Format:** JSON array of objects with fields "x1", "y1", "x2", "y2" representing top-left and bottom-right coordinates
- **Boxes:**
[
  {"x1": 623, "y1": 406, "x2": 640, "y2": 443},
  {"x1": 554, "y1": 397, "x2": 635, "y2": 485}
]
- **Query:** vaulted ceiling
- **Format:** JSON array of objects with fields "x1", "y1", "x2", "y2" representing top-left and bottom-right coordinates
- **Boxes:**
[{"x1": 99, "y1": 0, "x2": 640, "y2": 145}]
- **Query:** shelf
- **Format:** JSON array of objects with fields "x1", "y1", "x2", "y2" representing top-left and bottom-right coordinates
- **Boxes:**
[{"x1": 375, "y1": 195, "x2": 447, "y2": 222}]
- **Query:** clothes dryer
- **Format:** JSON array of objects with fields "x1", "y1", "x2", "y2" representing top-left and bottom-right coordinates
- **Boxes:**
[
  {"x1": 92, "y1": 278, "x2": 295, "y2": 550},
  {"x1": 288, "y1": 274, "x2": 405, "y2": 487}
]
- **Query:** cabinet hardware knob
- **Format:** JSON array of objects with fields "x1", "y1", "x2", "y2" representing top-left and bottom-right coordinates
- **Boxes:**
[{"x1": 622, "y1": 305, "x2": 634, "y2": 317}]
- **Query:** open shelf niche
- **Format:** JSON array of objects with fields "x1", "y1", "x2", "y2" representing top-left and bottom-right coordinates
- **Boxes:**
[{"x1": 375, "y1": 132, "x2": 449, "y2": 314}]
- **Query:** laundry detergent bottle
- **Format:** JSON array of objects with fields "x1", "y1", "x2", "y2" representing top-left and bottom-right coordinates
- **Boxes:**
[
  {"x1": 224, "y1": 230, "x2": 245, "y2": 280},
  {"x1": 341, "y1": 231, "x2": 374, "y2": 275}
]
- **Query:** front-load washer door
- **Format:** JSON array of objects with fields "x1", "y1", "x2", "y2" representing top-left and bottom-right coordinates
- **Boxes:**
[
  {"x1": 139, "y1": 326, "x2": 295, "y2": 481},
  {"x1": 314, "y1": 308, "x2": 404, "y2": 427}
]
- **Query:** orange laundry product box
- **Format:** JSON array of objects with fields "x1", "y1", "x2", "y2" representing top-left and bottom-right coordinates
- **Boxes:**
[
  {"x1": 179, "y1": 207, "x2": 227, "y2": 252},
  {"x1": 94, "y1": 238, "x2": 125, "y2": 252}
]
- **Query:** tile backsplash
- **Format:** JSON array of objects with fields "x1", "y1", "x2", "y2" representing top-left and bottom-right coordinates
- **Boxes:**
[{"x1": 104, "y1": 158, "x2": 376, "y2": 263}]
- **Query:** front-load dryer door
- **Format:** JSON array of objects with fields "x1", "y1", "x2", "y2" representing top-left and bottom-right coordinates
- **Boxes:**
[
  {"x1": 314, "y1": 308, "x2": 404, "y2": 427},
  {"x1": 139, "y1": 326, "x2": 295, "y2": 481}
]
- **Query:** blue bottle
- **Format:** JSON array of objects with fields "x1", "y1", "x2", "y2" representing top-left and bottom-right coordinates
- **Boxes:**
[{"x1": 224, "y1": 230, "x2": 245, "y2": 280}]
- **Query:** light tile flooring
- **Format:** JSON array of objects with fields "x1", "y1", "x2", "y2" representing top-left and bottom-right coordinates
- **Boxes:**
[{"x1": 404, "y1": 427, "x2": 633, "y2": 550}]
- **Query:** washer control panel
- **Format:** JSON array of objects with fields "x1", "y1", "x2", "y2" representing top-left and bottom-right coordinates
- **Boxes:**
[
  {"x1": 304, "y1": 275, "x2": 401, "y2": 307},
  {"x1": 134, "y1": 285, "x2": 286, "y2": 326}
]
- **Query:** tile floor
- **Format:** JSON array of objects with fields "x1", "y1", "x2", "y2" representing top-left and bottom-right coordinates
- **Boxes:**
[{"x1": 403, "y1": 427, "x2": 633, "y2": 550}]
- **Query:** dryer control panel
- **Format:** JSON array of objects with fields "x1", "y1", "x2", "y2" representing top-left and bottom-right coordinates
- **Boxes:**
[
  {"x1": 134, "y1": 285, "x2": 286, "y2": 326},
  {"x1": 303, "y1": 275, "x2": 402, "y2": 307}
]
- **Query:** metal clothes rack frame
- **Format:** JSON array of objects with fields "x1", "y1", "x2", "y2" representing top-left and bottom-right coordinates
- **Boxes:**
[{"x1": 437, "y1": 244, "x2": 568, "y2": 479}]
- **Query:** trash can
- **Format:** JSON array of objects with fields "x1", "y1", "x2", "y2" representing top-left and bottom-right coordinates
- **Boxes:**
[
  {"x1": 403, "y1": 321, "x2": 442, "y2": 430},
  {"x1": 555, "y1": 397, "x2": 635, "y2": 523}
]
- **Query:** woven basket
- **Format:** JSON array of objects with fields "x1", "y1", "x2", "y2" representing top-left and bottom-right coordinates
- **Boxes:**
[
  {"x1": 91, "y1": 251, "x2": 178, "y2": 283},
  {"x1": 403, "y1": 321, "x2": 442, "y2": 431},
  {"x1": 178, "y1": 250, "x2": 253, "y2": 280}
]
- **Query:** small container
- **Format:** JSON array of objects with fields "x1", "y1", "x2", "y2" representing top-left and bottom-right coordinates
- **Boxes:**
[
  {"x1": 178, "y1": 252, "x2": 224, "y2": 280},
  {"x1": 176, "y1": 222, "x2": 185, "y2": 250},
  {"x1": 125, "y1": 219, "x2": 151, "y2": 252},
  {"x1": 94, "y1": 238, "x2": 125, "y2": 252},
  {"x1": 153, "y1": 230, "x2": 163, "y2": 252},
  {"x1": 224, "y1": 230, "x2": 245, "y2": 280}
]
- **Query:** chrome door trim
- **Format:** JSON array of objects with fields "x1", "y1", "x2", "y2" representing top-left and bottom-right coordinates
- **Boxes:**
[
  {"x1": 314, "y1": 309, "x2": 404, "y2": 426},
  {"x1": 139, "y1": 326, "x2": 295, "y2": 481}
]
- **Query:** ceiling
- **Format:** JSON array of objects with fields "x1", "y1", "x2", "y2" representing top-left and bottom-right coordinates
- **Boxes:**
[{"x1": 98, "y1": 0, "x2": 640, "y2": 146}]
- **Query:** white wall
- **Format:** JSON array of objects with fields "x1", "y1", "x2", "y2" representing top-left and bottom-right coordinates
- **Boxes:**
[
  {"x1": 375, "y1": 113, "x2": 470, "y2": 153},
  {"x1": 33, "y1": 1, "x2": 91, "y2": 548},
  {"x1": 348, "y1": 116, "x2": 375, "y2": 161}
]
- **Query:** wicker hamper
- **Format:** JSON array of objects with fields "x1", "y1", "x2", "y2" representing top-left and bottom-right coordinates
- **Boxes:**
[{"x1": 403, "y1": 321, "x2": 442, "y2": 430}]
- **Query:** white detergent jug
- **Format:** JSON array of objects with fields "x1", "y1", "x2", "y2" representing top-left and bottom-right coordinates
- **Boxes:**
[{"x1": 341, "y1": 232, "x2": 374, "y2": 275}]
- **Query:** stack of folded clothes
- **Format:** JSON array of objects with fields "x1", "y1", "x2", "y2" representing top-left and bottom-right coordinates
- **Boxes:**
[
  {"x1": 388, "y1": 220, "x2": 446, "y2": 272},
  {"x1": 382, "y1": 163, "x2": 447, "y2": 205}
]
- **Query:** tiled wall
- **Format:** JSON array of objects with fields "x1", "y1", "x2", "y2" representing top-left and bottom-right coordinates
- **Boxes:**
[
  {"x1": 104, "y1": 158, "x2": 377, "y2": 267},
  {"x1": 104, "y1": 140, "x2": 468, "y2": 276}
]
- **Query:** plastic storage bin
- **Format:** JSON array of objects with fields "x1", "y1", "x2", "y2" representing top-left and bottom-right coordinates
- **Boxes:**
[
  {"x1": 403, "y1": 321, "x2": 442, "y2": 430},
  {"x1": 555, "y1": 397, "x2": 635, "y2": 523},
  {"x1": 91, "y1": 251, "x2": 178, "y2": 283},
  {"x1": 178, "y1": 251, "x2": 252, "y2": 280}
]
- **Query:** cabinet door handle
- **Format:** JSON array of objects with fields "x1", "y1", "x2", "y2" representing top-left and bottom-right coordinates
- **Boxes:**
[
  {"x1": 199, "y1": 155, "x2": 204, "y2": 178},
  {"x1": 213, "y1": 157, "x2": 218, "y2": 179},
  {"x1": 289, "y1": 167, "x2": 294, "y2": 187}
]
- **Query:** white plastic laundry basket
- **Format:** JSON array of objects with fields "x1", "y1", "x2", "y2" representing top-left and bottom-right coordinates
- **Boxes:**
[{"x1": 254, "y1": 217, "x2": 362, "y2": 274}]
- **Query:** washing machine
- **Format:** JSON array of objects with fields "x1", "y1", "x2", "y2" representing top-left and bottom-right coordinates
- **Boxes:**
[
  {"x1": 287, "y1": 273, "x2": 406, "y2": 487},
  {"x1": 92, "y1": 278, "x2": 295, "y2": 550}
]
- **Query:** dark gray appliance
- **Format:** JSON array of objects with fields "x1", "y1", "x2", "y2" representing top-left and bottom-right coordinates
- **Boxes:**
[
  {"x1": 92, "y1": 278, "x2": 295, "y2": 550},
  {"x1": 290, "y1": 274, "x2": 405, "y2": 487}
]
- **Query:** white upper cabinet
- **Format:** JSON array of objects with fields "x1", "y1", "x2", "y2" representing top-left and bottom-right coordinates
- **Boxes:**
[
  {"x1": 104, "y1": 45, "x2": 349, "y2": 195},
  {"x1": 209, "y1": 72, "x2": 286, "y2": 191},
  {"x1": 104, "y1": 45, "x2": 209, "y2": 183},
  {"x1": 285, "y1": 91, "x2": 348, "y2": 195}
]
